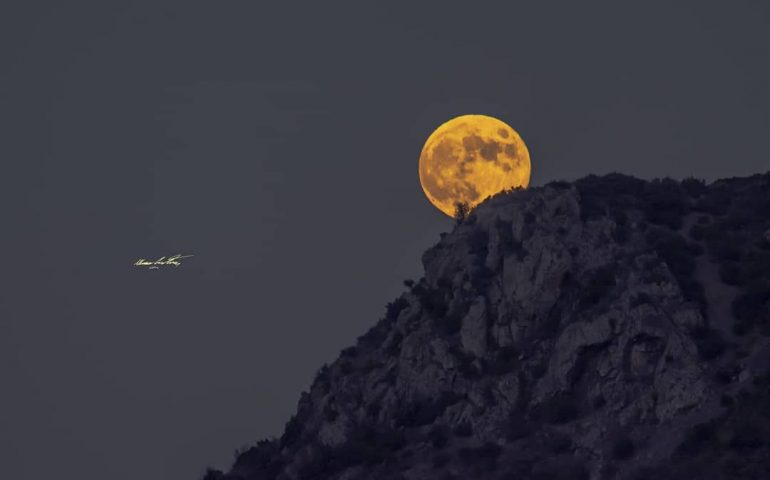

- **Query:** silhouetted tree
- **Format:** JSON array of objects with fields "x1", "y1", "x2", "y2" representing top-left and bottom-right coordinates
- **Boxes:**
[
  {"x1": 201, "y1": 468, "x2": 223, "y2": 480},
  {"x1": 454, "y1": 201, "x2": 470, "y2": 224}
]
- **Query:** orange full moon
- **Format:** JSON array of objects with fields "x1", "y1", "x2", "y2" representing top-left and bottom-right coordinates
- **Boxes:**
[{"x1": 418, "y1": 115, "x2": 531, "y2": 217}]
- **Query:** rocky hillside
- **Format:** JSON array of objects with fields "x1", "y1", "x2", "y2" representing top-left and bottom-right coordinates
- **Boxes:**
[{"x1": 201, "y1": 173, "x2": 770, "y2": 480}]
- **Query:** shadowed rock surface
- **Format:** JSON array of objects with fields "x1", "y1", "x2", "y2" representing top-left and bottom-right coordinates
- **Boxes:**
[{"x1": 200, "y1": 172, "x2": 770, "y2": 480}]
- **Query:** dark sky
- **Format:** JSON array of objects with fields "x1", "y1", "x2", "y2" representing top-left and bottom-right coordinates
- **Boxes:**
[{"x1": 1, "y1": 2, "x2": 769, "y2": 480}]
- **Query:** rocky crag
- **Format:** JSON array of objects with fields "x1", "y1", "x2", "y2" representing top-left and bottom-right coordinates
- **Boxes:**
[{"x1": 202, "y1": 172, "x2": 770, "y2": 480}]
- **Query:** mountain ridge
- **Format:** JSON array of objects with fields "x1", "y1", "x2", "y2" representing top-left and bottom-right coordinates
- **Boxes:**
[{"x1": 202, "y1": 172, "x2": 770, "y2": 480}]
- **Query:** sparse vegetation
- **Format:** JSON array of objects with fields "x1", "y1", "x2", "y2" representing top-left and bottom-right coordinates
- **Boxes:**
[
  {"x1": 537, "y1": 392, "x2": 579, "y2": 424},
  {"x1": 652, "y1": 371, "x2": 770, "y2": 478},
  {"x1": 339, "y1": 360, "x2": 354, "y2": 374},
  {"x1": 575, "y1": 173, "x2": 648, "y2": 221},
  {"x1": 432, "y1": 452, "x2": 450, "y2": 467},
  {"x1": 646, "y1": 227, "x2": 706, "y2": 312},
  {"x1": 547, "y1": 179, "x2": 572, "y2": 190},
  {"x1": 313, "y1": 364, "x2": 331, "y2": 394},
  {"x1": 452, "y1": 421, "x2": 473, "y2": 437},
  {"x1": 630, "y1": 292, "x2": 653, "y2": 308},
  {"x1": 643, "y1": 178, "x2": 688, "y2": 230},
  {"x1": 200, "y1": 468, "x2": 223, "y2": 480},
  {"x1": 385, "y1": 296, "x2": 409, "y2": 321},
  {"x1": 395, "y1": 392, "x2": 461, "y2": 428},
  {"x1": 685, "y1": 176, "x2": 770, "y2": 334},
  {"x1": 732, "y1": 286, "x2": 770, "y2": 335},
  {"x1": 468, "y1": 227, "x2": 489, "y2": 256},
  {"x1": 499, "y1": 460, "x2": 535, "y2": 479},
  {"x1": 548, "y1": 432, "x2": 573, "y2": 454},
  {"x1": 384, "y1": 332, "x2": 403, "y2": 356},
  {"x1": 323, "y1": 402, "x2": 339, "y2": 422},
  {"x1": 280, "y1": 414, "x2": 303, "y2": 448},
  {"x1": 611, "y1": 434, "x2": 635, "y2": 460},
  {"x1": 413, "y1": 282, "x2": 449, "y2": 319},
  {"x1": 297, "y1": 425, "x2": 405, "y2": 478},
  {"x1": 233, "y1": 439, "x2": 283, "y2": 475},
  {"x1": 366, "y1": 401, "x2": 381, "y2": 419},
  {"x1": 340, "y1": 345, "x2": 358, "y2": 358},
  {"x1": 476, "y1": 441, "x2": 503, "y2": 459},
  {"x1": 484, "y1": 346, "x2": 519, "y2": 374},
  {"x1": 579, "y1": 263, "x2": 618, "y2": 309},
  {"x1": 677, "y1": 420, "x2": 718, "y2": 455},
  {"x1": 682, "y1": 177, "x2": 708, "y2": 197},
  {"x1": 505, "y1": 411, "x2": 534, "y2": 442},
  {"x1": 456, "y1": 441, "x2": 502, "y2": 475},
  {"x1": 454, "y1": 201, "x2": 470, "y2": 224},
  {"x1": 691, "y1": 326, "x2": 727, "y2": 361},
  {"x1": 428, "y1": 424, "x2": 451, "y2": 449},
  {"x1": 611, "y1": 209, "x2": 629, "y2": 243},
  {"x1": 495, "y1": 217, "x2": 525, "y2": 259}
]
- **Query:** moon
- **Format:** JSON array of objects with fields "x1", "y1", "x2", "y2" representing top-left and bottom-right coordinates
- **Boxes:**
[{"x1": 418, "y1": 114, "x2": 531, "y2": 217}]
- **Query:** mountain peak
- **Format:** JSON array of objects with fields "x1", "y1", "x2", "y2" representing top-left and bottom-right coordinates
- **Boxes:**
[{"x1": 205, "y1": 172, "x2": 770, "y2": 480}]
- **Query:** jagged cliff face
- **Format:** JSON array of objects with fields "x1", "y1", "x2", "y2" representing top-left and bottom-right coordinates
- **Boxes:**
[{"x1": 208, "y1": 173, "x2": 770, "y2": 480}]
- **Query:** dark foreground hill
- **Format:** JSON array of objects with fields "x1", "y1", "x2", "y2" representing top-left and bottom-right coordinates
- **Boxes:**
[{"x1": 201, "y1": 172, "x2": 770, "y2": 480}]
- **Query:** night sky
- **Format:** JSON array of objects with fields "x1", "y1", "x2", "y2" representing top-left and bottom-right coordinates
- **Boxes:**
[{"x1": 2, "y1": 2, "x2": 769, "y2": 480}]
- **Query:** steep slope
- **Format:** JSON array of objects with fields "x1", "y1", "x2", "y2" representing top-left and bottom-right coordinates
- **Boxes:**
[{"x1": 202, "y1": 172, "x2": 770, "y2": 480}]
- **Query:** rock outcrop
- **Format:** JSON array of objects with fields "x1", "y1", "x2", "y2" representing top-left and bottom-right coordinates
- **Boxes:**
[{"x1": 202, "y1": 172, "x2": 770, "y2": 480}]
